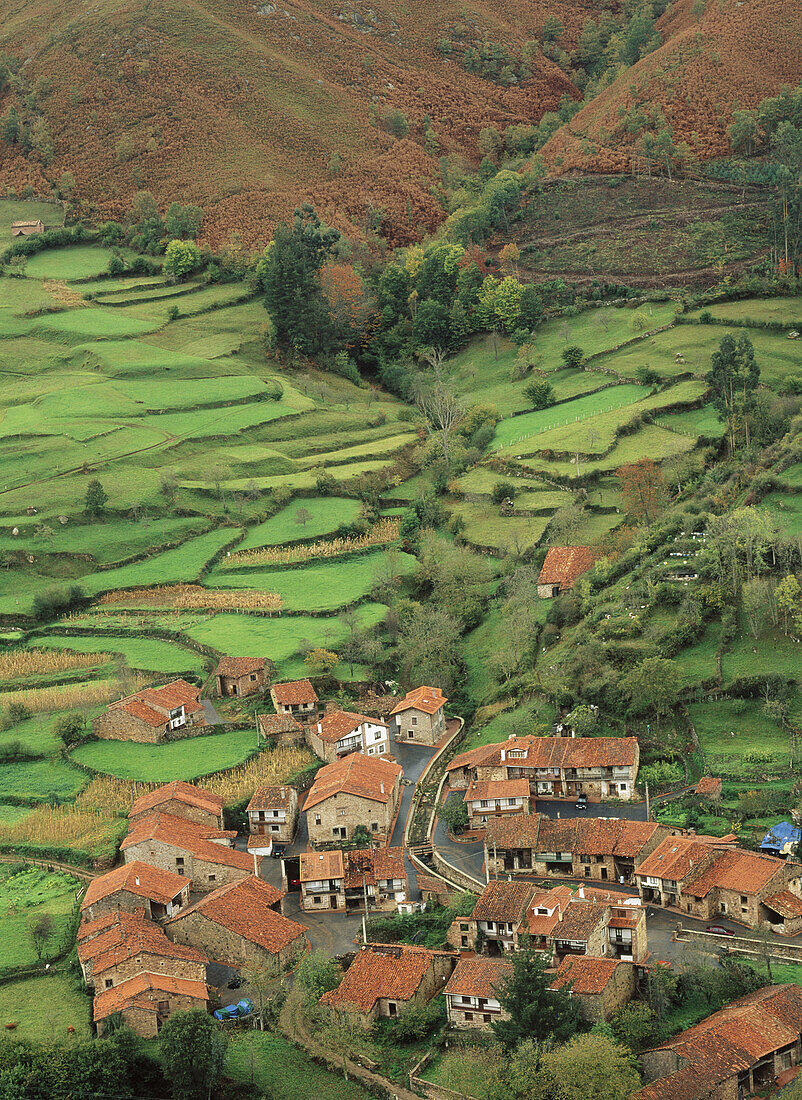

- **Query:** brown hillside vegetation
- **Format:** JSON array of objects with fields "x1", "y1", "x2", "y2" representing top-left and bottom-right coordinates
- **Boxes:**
[
  {"x1": 0, "y1": 0, "x2": 595, "y2": 246},
  {"x1": 542, "y1": 0, "x2": 802, "y2": 173}
]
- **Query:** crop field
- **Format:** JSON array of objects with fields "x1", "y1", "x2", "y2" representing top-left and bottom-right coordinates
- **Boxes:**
[
  {"x1": 31, "y1": 634, "x2": 205, "y2": 675},
  {"x1": 0, "y1": 975, "x2": 92, "y2": 1043},
  {"x1": 71, "y1": 726, "x2": 259, "y2": 781},
  {"x1": 0, "y1": 867, "x2": 81, "y2": 968}
]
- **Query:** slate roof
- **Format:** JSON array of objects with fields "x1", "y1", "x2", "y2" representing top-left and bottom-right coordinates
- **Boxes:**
[
  {"x1": 315, "y1": 710, "x2": 386, "y2": 744},
  {"x1": 304, "y1": 753, "x2": 401, "y2": 810},
  {"x1": 271, "y1": 679, "x2": 318, "y2": 705},
  {"x1": 81, "y1": 861, "x2": 190, "y2": 910},
  {"x1": 389, "y1": 686, "x2": 447, "y2": 717},
  {"x1": 472, "y1": 880, "x2": 536, "y2": 924},
  {"x1": 320, "y1": 944, "x2": 454, "y2": 1014},
  {"x1": 464, "y1": 778, "x2": 530, "y2": 803},
  {"x1": 550, "y1": 955, "x2": 623, "y2": 995},
  {"x1": 444, "y1": 957, "x2": 512, "y2": 1000},
  {"x1": 633, "y1": 985, "x2": 802, "y2": 1100},
  {"x1": 166, "y1": 876, "x2": 304, "y2": 955},
  {"x1": 247, "y1": 785, "x2": 295, "y2": 812},
  {"x1": 121, "y1": 811, "x2": 254, "y2": 872},
  {"x1": 93, "y1": 972, "x2": 208, "y2": 1022},
  {"x1": 130, "y1": 781, "x2": 223, "y2": 821},
  {"x1": 77, "y1": 911, "x2": 206, "y2": 975},
  {"x1": 259, "y1": 713, "x2": 304, "y2": 737},
  {"x1": 538, "y1": 546, "x2": 596, "y2": 589},
  {"x1": 216, "y1": 656, "x2": 265, "y2": 677}
]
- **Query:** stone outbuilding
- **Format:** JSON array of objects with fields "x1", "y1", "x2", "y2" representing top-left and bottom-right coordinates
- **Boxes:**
[
  {"x1": 11, "y1": 220, "x2": 44, "y2": 236},
  {"x1": 270, "y1": 679, "x2": 319, "y2": 719},
  {"x1": 549, "y1": 956, "x2": 636, "y2": 1023},
  {"x1": 80, "y1": 861, "x2": 191, "y2": 925},
  {"x1": 94, "y1": 972, "x2": 209, "y2": 1038},
  {"x1": 77, "y1": 910, "x2": 207, "y2": 989},
  {"x1": 537, "y1": 546, "x2": 595, "y2": 598},
  {"x1": 129, "y1": 781, "x2": 225, "y2": 830},
  {"x1": 246, "y1": 784, "x2": 299, "y2": 845},
  {"x1": 444, "y1": 957, "x2": 512, "y2": 1030},
  {"x1": 258, "y1": 713, "x2": 305, "y2": 746},
  {"x1": 166, "y1": 876, "x2": 306, "y2": 974},
  {"x1": 92, "y1": 681, "x2": 206, "y2": 744},
  {"x1": 121, "y1": 811, "x2": 257, "y2": 891},
  {"x1": 320, "y1": 943, "x2": 457, "y2": 1028},
  {"x1": 389, "y1": 686, "x2": 447, "y2": 746},
  {"x1": 215, "y1": 656, "x2": 268, "y2": 698},
  {"x1": 304, "y1": 753, "x2": 403, "y2": 846}
]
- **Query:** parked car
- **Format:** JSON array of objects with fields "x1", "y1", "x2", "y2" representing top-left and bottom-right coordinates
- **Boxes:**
[
  {"x1": 272, "y1": 845, "x2": 285, "y2": 859},
  {"x1": 213, "y1": 998, "x2": 254, "y2": 1021},
  {"x1": 705, "y1": 925, "x2": 734, "y2": 936},
  {"x1": 575, "y1": 793, "x2": 588, "y2": 811}
]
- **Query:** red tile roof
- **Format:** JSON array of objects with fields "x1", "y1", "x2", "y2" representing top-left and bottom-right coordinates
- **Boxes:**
[
  {"x1": 343, "y1": 847, "x2": 406, "y2": 889},
  {"x1": 455, "y1": 735, "x2": 638, "y2": 772},
  {"x1": 121, "y1": 811, "x2": 254, "y2": 872},
  {"x1": 636, "y1": 836, "x2": 791, "y2": 899},
  {"x1": 259, "y1": 713, "x2": 304, "y2": 737},
  {"x1": 81, "y1": 861, "x2": 189, "y2": 911},
  {"x1": 764, "y1": 890, "x2": 802, "y2": 919},
  {"x1": 130, "y1": 781, "x2": 223, "y2": 821},
  {"x1": 464, "y1": 778, "x2": 530, "y2": 803},
  {"x1": 551, "y1": 899, "x2": 606, "y2": 942},
  {"x1": 166, "y1": 876, "x2": 304, "y2": 955},
  {"x1": 320, "y1": 944, "x2": 454, "y2": 1014},
  {"x1": 634, "y1": 985, "x2": 802, "y2": 1100},
  {"x1": 390, "y1": 686, "x2": 447, "y2": 717},
  {"x1": 526, "y1": 885, "x2": 574, "y2": 936},
  {"x1": 111, "y1": 680, "x2": 202, "y2": 726},
  {"x1": 78, "y1": 911, "x2": 206, "y2": 975},
  {"x1": 695, "y1": 776, "x2": 722, "y2": 796},
  {"x1": 247, "y1": 785, "x2": 296, "y2": 812},
  {"x1": 486, "y1": 812, "x2": 543, "y2": 848},
  {"x1": 300, "y1": 850, "x2": 344, "y2": 882},
  {"x1": 538, "y1": 546, "x2": 596, "y2": 590},
  {"x1": 216, "y1": 656, "x2": 265, "y2": 677},
  {"x1": 315, "y1": 710, "x2": 386, "y2": 745},
  {"x1": 550, "y1": 955, "x2": 622, "y2": 995},
  {"x1": 93, "y1": 972, "x2": 209, "y2": 1022},
  {"x1": 446, "y1": 742, "x2": 500, "y2": 774},
  {"x1": 472, "y1": 880, "x2": 536, "y2": 924},
  {"x1": 271, "y1": 679, "x2": 318, "y2": 706},
  {"x1": 304, "y1": 753, "x2": 401, "y2": 810},
  {"x1": 444, "y1": 957, "x2": 512, "y2": 999}
]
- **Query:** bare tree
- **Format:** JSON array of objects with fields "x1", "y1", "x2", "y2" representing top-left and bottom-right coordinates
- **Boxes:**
[{"x1": 418, "y1": 383, "x2": 465, "y2": 463}]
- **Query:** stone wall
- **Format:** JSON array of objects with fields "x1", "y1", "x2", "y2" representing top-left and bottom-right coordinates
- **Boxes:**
[
  {"x1": 92, "y1": 952, "x2": 206, "y2": 989},
  {"x1": 394, "y1": 706, "x2": 443, "y2": 747},
  {"x1": 167, "y1": 910, "x2": 304, "y2": 972},
  {"x1": 93, "y1": 709, "x2": 164, "y2": 743},
  {"x1": 307, "y1": 787, "x2": 398, "y2": 847},
  {"x1": 131, "y1": 800, "x2": 223, "y2": 830},
  {"x1": 122, "y1": 838, "x2": 251, "y2": 892}
]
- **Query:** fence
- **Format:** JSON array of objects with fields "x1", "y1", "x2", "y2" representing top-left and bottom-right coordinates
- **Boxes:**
[{"x1": 491, "y1": 400, "x2": 639, "y2": 453}]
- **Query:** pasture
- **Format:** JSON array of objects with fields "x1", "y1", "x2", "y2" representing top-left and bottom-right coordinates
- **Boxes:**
[
  {"x1": 688, "y1": 699, "x2": 789, "y2": 773},
  {"x1": 0, "y1": 867, "x2": 81, "y2": 968},
  {"x1": 0, "y1": 975, "x2": 92, "y2": 1043},
  {"x1": 238, "y1": 497, "x2": 362, "y2": 550},
  {"x1": 23, "y1": 245, "x2": 135, "y2": 280},
  {"x1": 31, "y1": 634, "x2": 205, "y2": 675},
  {"x1": 0, "y1": 199, "x2": 64, "y2": 240},
  {"x1": 71, "y1": 727, "x2": 259, "y2": 781}
]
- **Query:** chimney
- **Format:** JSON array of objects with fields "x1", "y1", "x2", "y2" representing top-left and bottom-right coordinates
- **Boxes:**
[
  {"x1": 135, "y1": 877, "x2": 140, "y2": 886},
  {"x1": 380, "y1": 782, "x2": 385, "y2": 795}
]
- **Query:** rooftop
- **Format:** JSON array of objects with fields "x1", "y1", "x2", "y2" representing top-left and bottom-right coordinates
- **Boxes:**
[
  {"x1": 259, "y1": 713, "x2": 304, "y2": 737},
  {"x1": 320, "y1": 944, "x2": 454, "y2": 1014},
  {"x1": 300, "y1": 850, "x2": 344, "y2": 882},
  {"x1": 304, "y1": 753, "x2": 402, "y2": 810},
  {"x1": 343, "y1": 847, "x2": 406, "y2": 889},
  {"x1": 130, "y1": 780, "x2": 223, "y2": 821},
  {"x1": 166, "y1": 876, "x2": 304, "y2": 954},
  {"x1": 247, "y1": 785, "x2": 295, "y2": 812},
  {"x1": 216, "y1": 656, "x2": 265, "y2": 677},
  {"x1": 550, "y1": 955, "x2": 623, "y2": 995},
  {"x1": 538, "y1": 546, "x2": 596, "y2": 589},
  {"x1": 121, "y1": 811, "x2": 254, "y2": 872},
  {"x1": 454, "y1": 735, "x2": 639, "y2": 772},
  {"x1": 93, "y1": 971, "x2": 208, "y2": 1022},
  {"x1": 271, "y1": 679, "x2": 318, "y2": 706},
  {"x1": 316, "y1": 710, "x2": 387, "y2": 744},
  {"x1": 77, "y1": 911, "x2": 206, "y2": 975},
  {"x1": 81, "y1": 861, "x2": 190, "y2": 911},
  {"x1": 390, "y1": 686, "x2": 447, "y2": 717},
  {"x1": 472, "y1": 880, "x2": 536, "y2": 924},
  {"x1": 763, "y1": 890, "x2": 802, "y2": 920},
  {"x1": 551, "y1": 899, "x2": 607, "y2": 942},
  {"x1": 464, "y1": 778, "x2": 530, "y2": 804},
  {"x1": 110, "y1": 680, "x2": 202, "y2": 727},
  {"x1": 444, "y1": 957, "x2": 512, "y2": 1000},
  {"x1": 695, "y1": 776, "x2": 722, "y2": 796}
]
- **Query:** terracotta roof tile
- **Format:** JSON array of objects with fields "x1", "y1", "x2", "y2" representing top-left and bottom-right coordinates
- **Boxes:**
[
  {"x1": 259, "y1": 713, "x2": 304, "y2": 737},
  {"x1": 121, "y1": 811, "x2": 254, "y2": 872},
  {"x1": 130, "y1": 781, "x2": 223, "y2": 821},
  {"x1": 166, "y1": 876, "x2": 304, "y2": 955},
  {"x1": 538, "y1": 546, "x2": 596, "y2": 589},
  {"x1": 81, "y1": 861, "x2": 189, "y2": 910},
  {"x1": 390, "y1": 686, "x2": 447, "y2": 717},
  {"x1": 464, "y1": 778, "x2": 530, "y2": 803},
  {"x1": 247, "y1": 785, "x2": 295, "y2": 812},
  {"x1": 444, "y1": 957, "x2": 512, "y2": 1000},
  {"x1": 551, "y1": 899, "x2": 606, "y2": 942},
  {"x1": 304, "y1": 753, "x2": 401, "y2": 810},
  {"x1": 216, "y1": 656, "x2": 265, "y2": 677},
  {"x1": 112, "y1": 680, "x2": 202, "y2": 725},
  {"x1": 637, "y1": 836, "x2": 792, "y2": 899},
  {"x1": 550, "y1": 955, "x2": 623, "y2": 995},
  {"x1": 320, "y1": 944, "x2": 454, "y2": 1014},
  {"x1": 486, "y1": 812, "x2": 543, "y2": 848},
  {"x1": 93, "y1": 972, "x2": 208, "y2": 1021},
  {"x1": 446, "y1": 743, "x2": 501, "y2": 774},
  {"x1": 300, "y1": 850, "x2": 344, "y2": 882},
  {"x1": 470, "y1": 735, "x2": 638, "y2": 771},
  {"x1": 696, "y1": 776, "x2": 722, "y2": 795},
  {"x1": 764, "y1": 890, "x2": 802, "y2": 919},
  {"x1": 78, "y1": 911, "x2": 206, "y2": 974},
  {"x1": 271, "y1": 679, "x2": 318, "y2": 706},
  {"x1": 315, "y1": 710, "x2": 387, "y2": 745},
  {"x1": 472, "y1": 880, "x2": 536, "y2": 924},
  {"x1": 342, "y1": 847, "x2": 406, "y2": 889}
]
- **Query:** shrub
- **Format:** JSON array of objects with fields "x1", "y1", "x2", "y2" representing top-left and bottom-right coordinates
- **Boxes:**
[
  {"x1": 490, "y1": 480, "x2": 517, "y2": 505},
  {"x1": 523, "y1": 379, "x2": 555, "y2": 409},
  {"x1": 561, "y1": 345, "x2": 584, "y2": 368}
]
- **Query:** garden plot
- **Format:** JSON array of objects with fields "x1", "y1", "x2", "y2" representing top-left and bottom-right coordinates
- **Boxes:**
[
  {"x1": 71, "y1": 726, "x2": 259, "y2": 781},
  {"x1": 0, "y1": 867, "x2": 81, "y2": 969}
]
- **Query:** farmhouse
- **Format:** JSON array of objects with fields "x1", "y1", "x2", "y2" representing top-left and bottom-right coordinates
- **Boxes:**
[
  {"x1": 166, "y1": 876, "x2": 306, "y2": 973},
  {"x1": 447, "y1": 735, "x2": 640, "y2": 801},
  {"x1": 635, "y1": 835, "x2": 802, "y2": 930},
  {"x1": 258, "y1": 712, "x2": 304, "y2": 745},
  {"x1": 537, "y1": 546, "x2": 596, "y2": 598},
  {"x1": 77, "y1": 910, "x2": 207, "y2": 988},
  {"x1": 320, "y1": 943, "x2": 456, "y2": 1028},
  {"x1": 549, "y1": 956, "x2": 636, "y2": 1023},
  {"x1": 129, "y1": 781, "x2": 224, "y2": 830},
  {"x1": 635, "y1": 984, "x2": 802, "y2": 1100},
  {"x1": 94, "y1": 972, "x2": 209, "y2": 1038},
  {"x1": 215, "y1": 656, "x2": 268, "y2": 698},
  {"x1": 304, "y1": 753, "x2": 402, "y2": 846},
  {"x1": 306, "y1": 709, "x2": 390, "y2": 763},
  {"x1": 92, "y1": 680, "x2": 206, "y2": 744},
  {"x1": 695, "y1": 775, "x2": 722, "y2": 802},
  {"x1": 464, "y1": 778, "x2": 531, "y2": 828},
  {"x1": 247, "y1": 785, "x2": 299, "y2": 844},
  {"x1": 299, "y1": 850, "x2": 345, "y2": 911},
  {"x1": 80, "y1": 861, "x2": 191, "y2": 924},
  {"x1": 389, "y1": 685, "x2": 447, "y2": 746},
  {"x1": 121, "y1": 812, "x2": 256, "y2": 891},
  {"x1": 444, "y1": 957, "x2": 512, "y2": 1029},
  {"x1": 298, "y1": 846, "x2": 407, "y2": 913},
  {"x1": 270, "y1": 679, "x2": 318, "y2": 718},
  {"x1": 450, "y1": 879, "x2": 536, "y2": 954},
  {"x1": 10, "y1": 220, "x2": 44, "y2": 236}
]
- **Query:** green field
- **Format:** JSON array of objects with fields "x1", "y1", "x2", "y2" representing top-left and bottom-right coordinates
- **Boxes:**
[
  {"x1": 0, "y1": 516, "x2": 210, "y2": 565},
  {"x1": 688, "y1": 699, "x2": 789, "y2": 770},
  {"x1": 227, "y1": 1031, "x2": 372, "y2": 1100},
  {"x1": 71, "y1": 726, "x2": 258, "y2": 781},
  {"x1": 0, "y1": 712, "x2": 70, "y2": 757},
  {"x1": 23, "y1": 245, "x2": 135, "y2": 281},
  {"x1": 0, "y1": 975, "x2": 92, "y2": 1043},
  {"x1": 31, "y1": 634, "x2": 206, "y2": 674},
  {"x1": 0, "y1": 760, "x2": 87, "y2": 802},
  {"x1": 81, "y1": 529, "x2": 238, "y2": 598},
  {"x1": 0, "y1": 199, "x2": 64, "y2": 241},
  {"x1": 448, "y1": 500, "x2": 550, "y2": 552},
  {"x1": 527, "y1": 423, "x2": 696, "y2": 478},
  {"x1": 238, "y1": 498, "x2": 362, "y2": 550},
  {"x1": 655, "y1": 406, "x2": 726, "y2": 438},
  {"x1": 492, "y1": 384, "x2": 646, "y2": 450},
  {"x1": 757, "y1": 492, "x2": 802, "y2": 536},
  {"x1": 693, "y1": 297, "x2": 802, "y2": 326},
  {"x1": 0, "y1": 867, "x2": 81, "y2": 968}
]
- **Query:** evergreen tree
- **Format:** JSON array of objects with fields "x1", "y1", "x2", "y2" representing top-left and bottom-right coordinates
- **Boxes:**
[
  {"x1": 84, "y1": 479, "x2": 108, "y2": 517},
  {"x1": 492, "y1": 936, "x2": 581, "y2": 1048},
  {"x1": 706, "y1": 332, "x2": 760, "y2": 451},
  {"x1": 2, "y1": 106, "x2": 20, "y2": 144}
]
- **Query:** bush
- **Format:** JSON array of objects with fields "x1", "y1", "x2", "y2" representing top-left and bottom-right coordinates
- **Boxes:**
[
  {"x1": 490, "y1": 480, "x2": 517, "y2": 505},
  {"x1": 383, "y1": 999, "x2": 444, "y2": 1042},
  {"x1": 523, "y1": 379, "x2": 555, "y2": 409},
  {"x1": 6, "y1": 702, "x2": 31, "y2": 725},
  {"x1": 561, "y1": 345, "x2": 584, "y2": 368}
]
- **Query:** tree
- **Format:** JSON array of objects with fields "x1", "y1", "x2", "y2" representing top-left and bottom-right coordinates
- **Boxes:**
[
  {"x1": 609, "y1": 1001, "x2": 661, "y2": 1052},
  {"x1": 523, "y1": 379, "x2": 555, "y2": 409},
  {"x1": 163, "y1": 239, "x2": 201, "y2": 282},
  {"x1": 776, "y1": 574, "x2": 802, "y2": 635},
  {"x1": 294, "y1": 507, "x2": 313, "y2": 528},
  {"x1": 84, "y1": 479, "x2": 108, "y2": 517},
  {"x1": 397, "y1": 604, "x2": 462, "y2": 694},
  {"x1": 128, "y1": 190, "x2": 164, "y2": 253},
  {"x1": 492, "y1": 935, "x2": 580, "y2": 1048},
  {"x1": 438, "y1": 794, "x2": 468, "y2": 834},
  {"x1": 418, "y1": 382, "x2": 465, "y2": 464},
  {"x1": 541, "y1": 14, "x2": 564, "y2": 43},
  {"x1": 27, "y1": 912, "x2": 55, "y2": 961},
  {"x1": 159, "y1": 1010, "x2": 227, "y2": 1100},
  {"x1": 539, "y1": 1033, "x2": 641, "y2": 1100},
  {"x1": 499, "y1": 242, "x2": 520, "y2": 275},
  {"x1": 561, "y1": 345, "x2": 585, "y2": 367},
  {"x1": 491, "y1": 480, "x2": 516, "y2": 505},
  {"x1": 478, "y1": 126, "x2": 502, "y2": 162},
  {"x1": 621, "y1": 656, "x2": 683, "y2": 719},
  {"x1": 564, "y1": 704, "x2": 597, "y2": 736},
  {"x1": 617, "y1": 459, "x2": 669, "y2": 525},
  {"x1": 295, "y1": 949, "x2": 341, "y2": 1002},
  {"x1": 165, "y1": 202, "x2": 203, "y2": 240},
  {"x1": 2, "y1": 106, "x2": 20, "y2": 144},
  {"x1": 304, "y1": 647, "x2": 340, "y2": 675},
  {"x1": 706, "y1": 333, "x2": 761, "y2": 452}
]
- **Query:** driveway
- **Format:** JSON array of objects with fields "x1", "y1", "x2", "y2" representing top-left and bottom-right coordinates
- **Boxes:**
[{"x1": 202, "y1": 699, "x2": 226, "y2": 725}]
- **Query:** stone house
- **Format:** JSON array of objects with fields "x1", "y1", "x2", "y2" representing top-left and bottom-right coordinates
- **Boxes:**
[
  {"x1": 444, "y1": 957, "x2": 512, "y2": 1030},
  {"x1": 447, "y1": 735, "x2": 640, "y2": 802},
  {"x1": 80, "y1": 861, "x2": 191, "y2": 925},
  {"x1": 129, "y1": 781, "x2": 225, "y2": 830},
  {"x1": 77, "y1": 910, "x2": 207, "y2": 989},
  {"x1": 537, "y1": 546, "x2": 595, "y2": 598},
  {"x1": 549, "y1": 956, "x2": 636, "y2": 1023},
  {"x1": 695, "y1": 776, "x2": 722, "y2": 803},
  {"x1": 389, "y1": 686, "x2": 447, "y2": 746},
  {"x1": 306, "y1": 709, "x2": 390, "y2": 764},
  {"x1": 319, "y1": 943, "x2": 457, "y2": 1028},
  {"x1": 94, "y1": 972, "x2": 209, "y2": 1038},
  {"x1": 304, "y1": 754, "x2": 403, "y2": 846},
  {"x1": 247, "y1": 785, "x2": 299, "y2": 845},
  {"x1": 166, "y1": 876, "x2": 306, "y2": 974},
  {"x1": 92, "y1": 680, "x2": 206, "y2": 743},
  {"x1": 121, "y1": 811, "x2": 257, "y2": 891},
  {"x1": 270, "y1": 679, "x2": 319, "y2": 719},
  {"x1": 258, "y1": 713, "x2": 305, "y2": 746},
  {"x1": 635, "y1": 836, "x2": 802, "y2": 931},
  {"x1": 464, "y1": 778, "x2": 531, "y2": 829},
  {"x1": 299, "y1": 850, "x2": 346, "y2": 912},
  {"x1": 342, "y1": 847, "x2": 408, "y2": 912},
  {"x1": 11, "y1": 220, "x2": 44, "y2": 236},
  {"x1": 635, "y1": 984, "x2": 802, "y2": 1100},
  {"x1": 215, "y1": 656, "x2": 268, "y2": 698},
  {"x1": 450, "y1": 880, "x2": 536, "y2": 954}
]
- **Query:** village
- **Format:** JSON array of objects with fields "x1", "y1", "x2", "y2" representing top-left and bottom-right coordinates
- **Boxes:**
[{"x1": 66, "y1": 548, "x2": 802, "y2": 1100}]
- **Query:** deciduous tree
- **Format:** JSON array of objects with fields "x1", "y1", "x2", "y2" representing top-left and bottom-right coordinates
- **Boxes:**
[
  {"x1": 158, "y1": 1010, "x2": 227, "y2": 1100},
  {"x1": 617, "y1": 458, "x2": 668, "y2": 525}
]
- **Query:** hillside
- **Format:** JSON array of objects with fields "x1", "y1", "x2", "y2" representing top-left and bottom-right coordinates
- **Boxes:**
[
  {"x1": 542, "y1": 0, "x2": 802, "y2": 172},
  {"x1": 0, "y1": 0, "x2": 593, "y2": 247}
]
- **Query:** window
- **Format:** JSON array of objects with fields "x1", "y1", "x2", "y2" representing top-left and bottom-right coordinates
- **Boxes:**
[
  {"x1": 411, "y1": 716, "x2": 418, "y2": 725},
  {"x1": 483, "y1": 1014, "x2": 491, "y2": 1024},
  {"x1": 464, "y1": 1012, "x2": 473, "y2": 1021},
  {"x1": 208, "y1": 874, "x2": 216, "y2": 883},
  {"x1": 157, "y1": 1001, "x2": 170, "y2": 1014},
  {"x1": 250, "y1": 673, "x2": 257, "y2": 681},
  {"x1": 371, "y1": 822, "x2": 378, "y2": 832},
  {"x1": 374, "y1": 730, "x2": 382, "y2": 740},
  {"x1": 176, "y1": 857, "x2": 184, "y2": 868},
  {"x1": 314, "y1": 814, "x2": 321, "y2": 825},
  {"x1": 258, "y1": 810, "x2": 265, "y2": 821},
  {"x1": 740, "y1": 895, "x2": 748, "y2": 904},
  {"x1": 105, "y1": 978, "x2": 113, "y2": 989},
  {"x1": 387, "y1": 1002, "x2": 397, "y2": 1017},
  {"x1": 460, "y1": 923, "x2": 469, "y2": 932},
  {"x1": 313, "y1": 896, "x2": 321, "y2": 905},
  {"x1": 271, "y1": 824, "x2": 280, "y2": 832},
  {"x1": 338, "y1": 809, "x2": 345, "y2": 817}
]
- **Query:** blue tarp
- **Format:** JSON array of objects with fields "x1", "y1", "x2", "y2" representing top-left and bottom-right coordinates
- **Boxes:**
[{"x1": 760, "y1": 820, "x2": 801, "y2": 854}]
